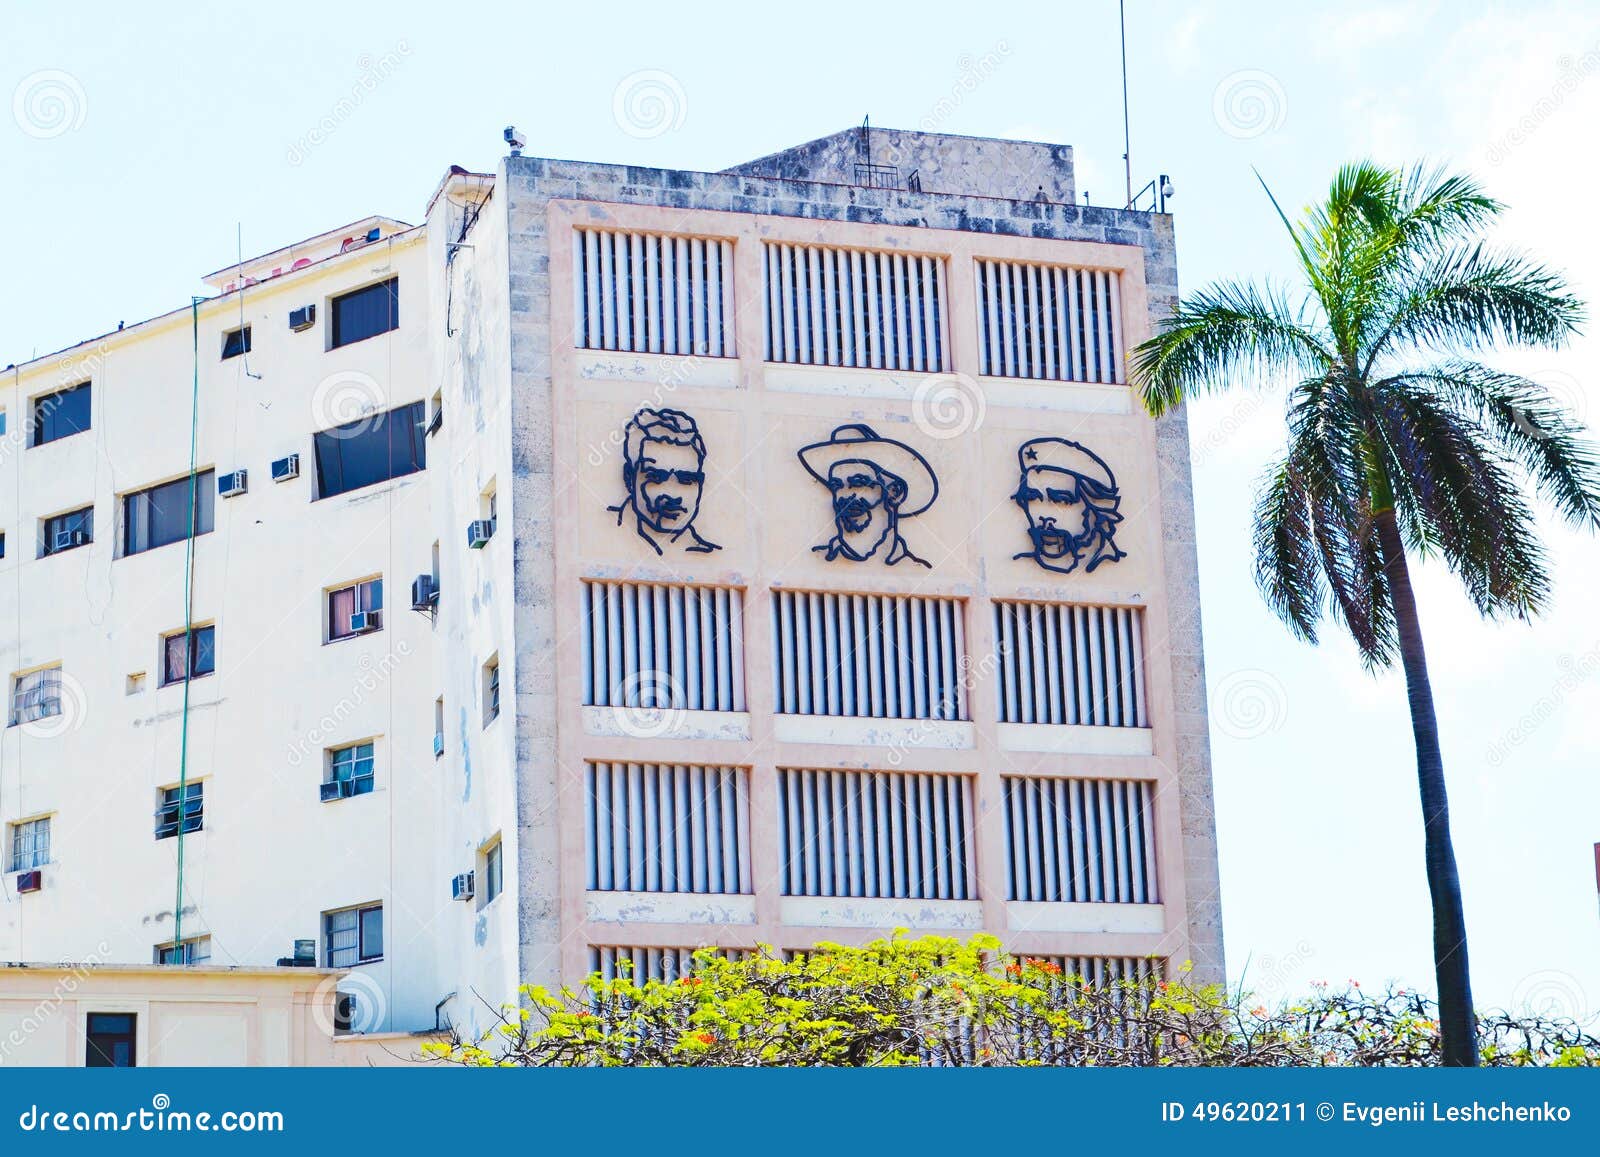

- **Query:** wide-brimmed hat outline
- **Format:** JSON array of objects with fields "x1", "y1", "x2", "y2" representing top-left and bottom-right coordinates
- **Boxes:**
[{"x1": 796, "y1": 423, "x2": 939, "y2": 518}]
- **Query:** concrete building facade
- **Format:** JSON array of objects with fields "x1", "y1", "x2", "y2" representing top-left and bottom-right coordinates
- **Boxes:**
[{"x1": 1, "y1": 125, "x2": 1222, "y2": 1064}]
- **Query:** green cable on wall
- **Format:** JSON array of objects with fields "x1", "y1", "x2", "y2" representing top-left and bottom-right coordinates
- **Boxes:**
[{"x1": 172, "y1": 297, "x2": 204, "y2": 952}]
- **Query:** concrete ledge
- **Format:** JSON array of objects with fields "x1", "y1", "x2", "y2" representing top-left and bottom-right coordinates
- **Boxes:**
[
  {"x1": 780, "y1": 897, "x2": 984, "y2": 930},
  {"x1": 997, "y1": 722, "x2": 1154, "y2": 756},
  {"x1": 979, "y1": 375, "x2": 1132, "y2": 414},
  {"x1": 575, "y1": 349, "x2": 740, "y2": 389},
  {"x1": 581, "y1": 706, "x2": 752, "y2": 743},
  {"x1": 1006, "y1": 900, "x2": 1165, "y2": 935},
  {"x1": 586, "y1": 891, "x2": 757, "y2": 925},
  {"x1": 772, "y1": 715, "x2": 974, "y2": 750}
]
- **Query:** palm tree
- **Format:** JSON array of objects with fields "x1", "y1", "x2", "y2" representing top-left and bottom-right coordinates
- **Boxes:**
[{"x1": 1131, "y1": 162, "x2": 1599, "y2": 1066}]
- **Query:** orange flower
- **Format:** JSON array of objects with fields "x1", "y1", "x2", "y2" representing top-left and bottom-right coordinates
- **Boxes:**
[
  {"x1": 695, "y1": 1032, "x2": 716, "y2": 1045},
  {"x1": 1005, "y1": 963, "x2": 1023, "y2": 977},
  {"x1": 1041, "y1": 961, "x2": 1062, "y2": 975}
]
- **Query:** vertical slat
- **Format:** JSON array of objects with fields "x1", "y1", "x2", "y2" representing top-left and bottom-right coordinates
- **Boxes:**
[
  {"x1": 908, "y1": 255, "x2": 926, "y2": 373},
  {"x1": 1005, "y1": 777, "x2": 1025, "y2": 900},
  {"x1": 1025, "y1": 262, "x2": 1043, "y2": 377},
  {"x1": 779, "y1": 590, "x2": 796, "y2": 714},
  {"x1": 805, "y1": 591, "x2": 825, "y2": 715},
  {"x1": 584, "y1": 231, "x2": 602, "y2": 349},
  {"x1": 1068, "y1": 778, "x2": 1089, "y2": 902},
  {"x1": 1066, "y1": 268, "x2": 1083, "y2": 381},
  {"x1": 1129, "y1": 608, "x2": 1148, "y2": 727},
  {"x1": 782, "y1": 769, "x2": 801, "y2": 894},
  {"x1": 1141, "y1": 781, "x2": 1159, "y2": 902},
  {"x1": 736, "y1": 768, "x2": 753, "y2": 894},
  {"x1": 1107, "y1": 271, "x2": 1123, "y2": 382},
  {"x1": 585, "y1": 763, "x2": 601, "y2": 888},
  {"x1": 823, "y1": 593, "x2": 841, "y2": 716}
]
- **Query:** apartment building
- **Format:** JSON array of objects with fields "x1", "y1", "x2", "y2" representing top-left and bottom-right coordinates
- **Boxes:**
[
  {"x1": 425, "y1": 125, "x2": 1223, "y2": 1041},
  {"x1": 1, "y1": 125, "x2": 1223, "y2": 1063},
  {"x1": 0, "y1": 217, "x2": 443, "y2": 1050}
]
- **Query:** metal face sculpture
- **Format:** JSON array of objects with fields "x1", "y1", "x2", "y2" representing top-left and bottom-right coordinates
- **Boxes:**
[
  {"x1": 1011, "y1": 437, "x2": 1126, "y2": 574},
  {"x1": 608, "y1": 407, "x2": 721, "y2": 555},
  {"x1": 797, "y1": 423, "x2": 938, "y2": 568}
]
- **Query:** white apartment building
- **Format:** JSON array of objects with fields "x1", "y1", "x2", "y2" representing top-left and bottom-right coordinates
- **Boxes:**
[{"x1": 2, "y1": 126, "x2": 1224, "y2": 1064}]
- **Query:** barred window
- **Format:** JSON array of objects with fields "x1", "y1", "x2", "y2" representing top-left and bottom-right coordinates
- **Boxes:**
[
  {"x1": 763, "y1": 243, "x2": 946, "y2": 372},
  {"x1": 1001, "y1": 776, "x2": 1159, "y2": 904},
  {"x1": 588, "y1": 945, "x2": 747, "y2": 983},
  {"x1": 580, "y1": 581, "x2": 745, "y2": 712},
  {"x1": 771, "y1": 590, "x2": 966, "y2": 720},
  {"x1": 9, "y1": 666, "x2": 62, "y2": 726},
  {"x1": 574, "y1": 229, "x2": 735, "y2": 357},
  {"x1": 8, "y1": 817, "x2": 50, "y2": 871},
  {"x1": 585, "y1": 762, "x2": 751, "y2": 894},
  {"x1": 977, "y1": 259, "x2": 1122, "y2": 383},
  {"x1": 777, "y1": 768, "x2": 976, "y2": 900},
  {"x1": 992, "y1": 602, "x2": 1147, "y2": 727}
]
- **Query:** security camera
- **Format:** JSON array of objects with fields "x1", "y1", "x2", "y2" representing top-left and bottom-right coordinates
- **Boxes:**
[
  {"x1": 1160, "y1": 176, "x2": 1175, "y2": 199},
  {"x1": 503, "y1": 125, "x2": 526, "y2": 155}
]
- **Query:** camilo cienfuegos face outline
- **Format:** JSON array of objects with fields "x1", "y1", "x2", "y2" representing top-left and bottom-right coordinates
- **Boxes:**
[{"x1": 797, "y1": 423, "x2": 939, "y2": 568}]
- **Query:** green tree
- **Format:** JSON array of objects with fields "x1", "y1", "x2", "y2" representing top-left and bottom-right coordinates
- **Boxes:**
[
  {"x1": 425, "y1": 934, "x2": 1600, "y2": 1067},
  {"x1": 1130, "y1": 162, "x2": 1598, "y2": 1066}
]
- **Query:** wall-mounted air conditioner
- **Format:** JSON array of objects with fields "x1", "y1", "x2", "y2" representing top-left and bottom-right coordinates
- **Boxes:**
[
  {"x1": 289, "y1": 305, "x2": 316, "y2": 332},
  {"x1": 451, "y1": 871, "x2": 475, "y2": 902},
  {"x1": 432, "y1": 732, "x2": 445, "y2": 758},
  {"x1": 15, "y1": 870, "x2": 42, "y2": 894},
  {"x1": 467, "y1": 519, "x2": 496, "y2": 549},
  {"x1": 271, "y1": 454, "x2": 300, "y2": 482},
  {"x1": 319, "y1": 780, "x2": 353, "y2": 803},
  {"x1": 52, "y1": 529, "x2": 87, "y2": 553},
  {"x1": 218, "y1": 470, "x2": 248, "y2": 498},
  {"x1": 349, "y1": 609, "x2": 381, "y2": 633},
  {"x1": 411, "y1": 574, "x2": 439, "y2": 610}
]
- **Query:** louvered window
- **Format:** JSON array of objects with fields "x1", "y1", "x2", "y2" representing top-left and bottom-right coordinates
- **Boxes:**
[
  {"x1": 580, "y1": 581, "x2": 746, "y2": 712},
  {"x1": 585, "y1": 762, "x2": 751, "y2": 894},
  {"x1": 777, "y1": 768, "x2": 976, "y2": 900},
  {"x1": 771, "y1": 590, "x2": 966, "y2": 720},
  {"x1": 588, "y1": 945, "x2": 746, "y2": 983},
  {"x1": 574, "y1": 229, "x2": 735, "y2": 357},
  {"x1": 1001, "y1": 776, "x2": 1159, "y2": 904},
  {"x1": 992, "y1": 602, "x2": 1147, "y2": 727},
  {"x1": 977, "y1": 259, "x2": 1122, "y2": 383},
  {"x1": 763, "y1": 244, "x2": 946, "y2": 371}
]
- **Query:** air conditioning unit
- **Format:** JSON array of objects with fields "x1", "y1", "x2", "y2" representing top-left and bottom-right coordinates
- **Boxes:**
[
  {"x1": 52, "y1": 528, "x2": 87, "y2": 552},
  {"x1": 319, "y1": 780, "x2": 350, "y2": 803},
  {"x1": 15, "y1": 869, "x2": 42, "y2": 894},
  {"x1": 432, "y1": 732, "x2": 445, "y2": 758},
  {"x1": 289, "y1": 305, "x2": 316, "y2": 332},
  {"x1": 411, "y1": 574, "x2": 438, "y2": 610},
  {"x1": 467, "y1": 519, "x2": 496, "y2": 549},
  {"x1": 451, "y1": 871, "x2": 475, "y2": 902},
  {"x1": 218, "y1": 469, "x2": 248, "y2": 498},
  {"x1": 349, "y1": 609, "x2": 381, "y2": 633},
  {"x1": 271, "y1": 454, "x2": 300, "y2": 483},
  {"x1": 277, "y1": 938, "x2": 318, "y2": 967}
]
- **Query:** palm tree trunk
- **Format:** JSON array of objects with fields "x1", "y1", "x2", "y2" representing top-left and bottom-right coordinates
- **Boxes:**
[{"x1": 1374, "y1": 508, "x2": 1477, "y2": 1066}]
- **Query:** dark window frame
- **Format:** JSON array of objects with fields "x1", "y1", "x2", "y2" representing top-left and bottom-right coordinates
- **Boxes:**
[
  {"x1": 85, "y1": 1012, "x2": 137, "y2": 1067},
  {"x1": 324, "y1": 903, "x2": 383, "y2": 967},
  {"x1": 40, "y1": 506, "x2": 93, "y2": 557},
  {"x1": 155, "y1": 782, "x2": 204, "y2": 840},
  {"x1": 221, "y1": 326, "x2": 252, "y2": 360},
  {"x1": 328, "y1": 741, "x2": 376, "y2": 796},
  {"x1": 312, "y1": 400, "x2": 426, "y2": 500},
  {"x1": 161, "y1": 624, "x2": 215, "y2": 686},
  {"x1": 327, "y1": 577, "x2": 383, "y2": 642},
  {"x1": 30, "y1": 382, "x2": 91, "y2": 448},
  {"x1": 330, "y1": 277, "x2": 399, "y2": 349},
  {"x1": 122, "y1": 471, "x2": 215, "y2": 557}
]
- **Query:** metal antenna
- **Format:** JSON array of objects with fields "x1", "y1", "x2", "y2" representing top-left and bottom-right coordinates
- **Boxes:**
[{"x1": 1120, "y1": 0, "x2": 1133, "y2": 208}]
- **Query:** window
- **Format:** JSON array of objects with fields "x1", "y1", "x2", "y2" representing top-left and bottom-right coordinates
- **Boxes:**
[
  {"x1": 329, "y1": 742, "x2": 375, "y2": 796},
  {"x1": 481, "y1": 839, "x2": 503, "y2": 905},
  {"x1": 574, "y1": 229, "x2": 736, "y2": 357},
  {"x1": 992, "y1": 602, "x2": 1148, "y2": 727},
  {"x1": 586, "y1": 763, "x2": 751, "y2": 894},
  {"x1": 126, "y1": 672, "x2": 146, "y2": 695},
  {"x1": 122, "y1": 471, "x2": 215, "y2": 557},
  {"x1": 9, "y1": 666, "x2": 62, "y2": 726},
  {"x1": 8, "y1": 816, "x2": 50, "y2": 871},
  {"x1": 771, "y1": 590, "x2": 968, "y2": 721},
  {"x1": 324, "y1": 903, "x2": 383, "y2": 967},
  {"x1": 580, "y1": 581, "x2": 746, "y2": 711},
  {"x1": 84, "y1": 1013, "x2": 136, "y2": 1067},
  {"x1": 155, "y1": 783, "x2": 203, "y2": 839},
  {"x1": 427, "y1": 390, "x2": 443, "y2": 436},
  {"x1": 40, "y1": 506, "x2": 93, "y2": 557},
  {"x1": 31, "y1": 382, "x2": 91, "y2": 447},
  {"x1": 976, "y1": 260, "x2": 1123, "y2": 384},
  {"x1": 327, "y1": 577, "x2": 382, "y2": 641},
  {"x1": 762, "y1": 243, "x2": 946, "y2": 371},
  {"x1": 161, "y1": 625, "x2": 215, "y2": 685},
  {"x1": 483, "y1": 656, "x2": 500, "y2": 726},
  {"x1": 330, "y1": 277, "x2": 399, "y2": 348},
  {"x1": 221, "y1": 326, "x2": 251, "y2": 359},
  {"x1": 433, "y1": 696, "x2": 444, "y2": 757},
  {"x1": 0, "y1": 532, "x2": 6, "y2": 559},
  {"x1": 777, "y1": 768, "x2": 976, "y2": 900},
  {"x1": 312, "y1": 400, "x2": 425, "y2": 499},
  {"x1": 1001, "y1": 776, "x2": 1158, "y2": 904},
  {"x1": 155, "y1": 937, "x2": 211, "y2": 965}
]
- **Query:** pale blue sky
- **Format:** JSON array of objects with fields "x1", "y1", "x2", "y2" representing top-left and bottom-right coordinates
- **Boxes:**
[{"x1": 6, "y1": 0, "x2": 1597, "y2": 1016}]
